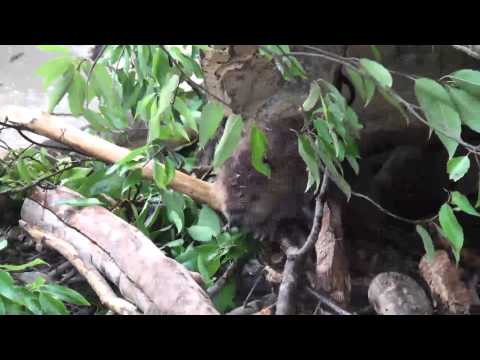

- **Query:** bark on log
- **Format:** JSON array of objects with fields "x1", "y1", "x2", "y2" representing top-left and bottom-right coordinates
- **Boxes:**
[{"x1": 21, "y1": 186, "x2": 219, "y2": 315}]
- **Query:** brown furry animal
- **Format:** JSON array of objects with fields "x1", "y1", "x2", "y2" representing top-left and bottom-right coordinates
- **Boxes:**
[{"x1": 214, "y1": 92, "x2": 314, "y2": 240}]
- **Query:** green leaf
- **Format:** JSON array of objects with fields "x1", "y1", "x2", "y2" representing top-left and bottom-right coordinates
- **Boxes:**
[
  {"x1": 171, "y1": 122, "x2": 191, "y2": 142},
  {"x1": 447, "y1": 86, "x2": 480, "y2": 133},
  {"x1": 124, "y1": 82, "x2": 145, "y2": 111},
  {"x1": 364, "y1": 78, "x2": 376, "y2": 106},
  {"x1": 36, "y1": 56, "x2": 73, "y2": 89},
  {"x1": 174, "y1": 97, "x2": 198, "y2": 132},
  {"x1": 250, "y1": 123, "x2": 271, "y2": 178},
  {"x1": 187, "y1": 225, "x2": 217, "y2": 242},
  {"x1": 0, "y1": 297, "x2": 5, "y2": 315},
  {"x1": 148, "y1": 99, "x2": 162, "y2": 143},
  {"x1": 448, "y1": 69, "x2": 480, "y2": 97},
  {"x1": 153, "y1": 160, "x2": 168, "y2": 190},
  {"x1": 83, "y1": 109, "x2": 111, "y2": 132},
  {"x1": 152, "y1": 48, "x2": 170, "y2": 83},
  {"x1": 213, "y1": 115, "x2": 244, "y2": 169},
  {"x1": 359, "y1": 58, "x2": 393, "y2": 88},
  {"x1": 346, "y1": 67, "x2": 375, "y2": 106},
  {"x1": 0, "y1": 272, "x2": 22, "y2": 305},
  {"x1": 451, "y1": 191, "x2": 480, "y2": 217},
  {"x1": 298, "y1": 134, "x2": 320, "y2": 192},
  {"x1": 0, "y1": 258, "x2": 48, "y2": 272},
  {"x1": 158, "y1": 73, "x2": 180, "y2": 115},
  {"x1": 27, "y1": 276, "x2": 46, "y2": 291},
  {"x1": 16, "y1": 158, "x2": 33, "y2": 183},
  {"x1": 15, "y1": 288, "x2": 42, "y2": 315},
  {"x1": 197, "y1": 206, "x2": 221, "y2": 236},
  {"x1": 345, "y1": 67, "x2": 366, "y2": 103},
  {"x1": 137, "y1": 46, "x2": 151, "y2": 79},
  {"x1": 194, "y1": 45, "x2": 210, "y2": 51},
  {"x1": 41, "y1": 284, "x2": 90, "y2": 306},
  {"x1": 346, "y1": 155, "x2": 360, "y2": 175},
  {"x1": 198, "y1": 102, "x2": 225, "y2": 148},
  {"x1": 0, "y1": 239, "x2": 7, "y2": 252},
  {"x1": 369, "y1": 46, "x2": 383, "y2": 62},
  {"x1": 48, "y1": 67, "x2": 75, "y2": 113},
  {"x1": 3, "y1": 299, "x2": 26, "y2": 315},
  {"x1": 416, "y1": 225, "x2": 435, "y2": 261},
  {"x1": 68, "y1": 71, "x2": 86, "y2": 116},
  {"x1": 37, "y1": 45, "x2": 71, "y2": 54},
  {"x1": 38, "y1": 292, "x2": 69, "y2": 315},
  {"x1": 213, "y1": 278, "x2": 236, "y2": 313},
  {"x1": 55, "y1": 198, "x2": 104, "y2": 208},
  {"x1": 90, "y1": 63, "x2": 114, "y2": 104},
  {"x1": 162, "y1": 190, "x2": 185, "y2": 233},
  {"x1": 197, "y1": 252, "x2": 211, "y2": 283},
  {"x1": 109, "y1": 146, "x2": 147, "y2": 173},
  {"x1": 447, "y1": 156, "x2": 470, "y2": 182},
  {"x1": 160, "y1": 239, "x2": 184, "y2": 250},
  {"x1": 303, "y1": 81, "x2": 321, "y2": 112},
  {"x1": 136, "y1": 92, "x2": 156, "y2": 120},
  {"x1": 439, "y1": 204, "x2": 464, "y2": 264},
  {"x1": 317, "y1": 141, "x2": 351, "y2": 200},
  {"x1": 415, "y1": 78, "x2": 461, "y2": 159}
]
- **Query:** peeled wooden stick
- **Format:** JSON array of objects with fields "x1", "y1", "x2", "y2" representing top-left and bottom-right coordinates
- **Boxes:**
[
  {"x1": 20, "y1": 221, "x2": 141, "y2": 315},
  {"x1": 21, "y1": 186, "x2": 220, "y2": 315},
  {"x1": 1, "y1": 106, "x2": 224, "y2": 211}
]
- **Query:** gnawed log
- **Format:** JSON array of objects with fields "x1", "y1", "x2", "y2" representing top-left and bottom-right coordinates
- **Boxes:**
[
  {"x1": 419, "y1": 251, "x2": 472, "y2": 315},
  {"x1": 21, "y1": 186, "x2": 219, "y2": 315},
  {"x1": 1, "y1": 106, "x2": 223, "y2": 212},
  {"x1": 315, "y1": 198, "x2": 351, "y2": 307}
]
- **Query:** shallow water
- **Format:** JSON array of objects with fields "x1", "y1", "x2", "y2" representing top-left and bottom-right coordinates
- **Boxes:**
[{"x1": 0, "y1": 45, "x2": 92, "y2": 149}]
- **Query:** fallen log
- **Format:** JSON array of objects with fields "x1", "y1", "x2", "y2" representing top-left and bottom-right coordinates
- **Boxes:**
[
  {"x1": 1, "y1": 106, "x2": 224, "y2": 212},
  {"x1": 21, "y1": 186, "x2": 219, "y2": 315}
]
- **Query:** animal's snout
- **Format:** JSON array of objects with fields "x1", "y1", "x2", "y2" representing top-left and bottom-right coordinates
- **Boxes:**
[{"x1": 226, "y1": 209, "x2": 245, "y2": 229}]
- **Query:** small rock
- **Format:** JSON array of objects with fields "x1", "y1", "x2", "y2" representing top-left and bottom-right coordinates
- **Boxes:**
[{"x1": 368, "y1": 272, "x2": 433, "y2": 315}]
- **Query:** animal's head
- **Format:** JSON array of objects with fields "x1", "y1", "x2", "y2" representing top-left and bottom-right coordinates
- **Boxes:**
[{"x1": 215, "y1": 116, "x2": 311, "y2": 237}]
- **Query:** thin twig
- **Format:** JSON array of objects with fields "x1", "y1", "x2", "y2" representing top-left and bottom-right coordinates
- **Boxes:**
[
  {"x1": 159, "y1": 45, "x2": 233, "y2": 110},
  {"x1": 276, "y1": 171, "x2": 330, "y2": 315},
  {"x1": 207, "y1": 260, "x2": 240, "y2": 297},
  {"x1": 351, "y1": 191, "x2": 439, "y2": 225},
  {"x1": 242, "y1": 267, "x2": 266, "y2": 307},
  {"x1": 306, "y1": 287, "x2": 353, "y2": 315},
  {"x1": 2, "y1": 118, "x2": 87, "y2": 155}
]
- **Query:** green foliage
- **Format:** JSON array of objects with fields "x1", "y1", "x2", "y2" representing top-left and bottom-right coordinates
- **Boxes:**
[
  {"x1": 447, "y1": 156, "x2": 470, "y2": 182},
  {"x1": 415, "y1": 78, "x2": 461, "y2": 159},
  {"x1": 416, "y1": 225, "x2": 435, "y2": 261},
  {"x1": 439, "y1": 204, "x2": 464, "y2": 264},
  {"x1": 0, "y1": 255, "x2": 89, "y2": 315},
  {"x1": 20, "y1": 45, "x2": 480, "y2": 304},
  {"x1": 198, "y1": 101, "x2": 225, "y2": 148},
  {"x1": 213, "y1": 115, "x2": 244, "y2": 169},
  {"x1": 298, "y1": 80, "x2": 361, "y2": 199},
  {"x1": 250, "y1": 124, "x2": 271, "y2": 178}
]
